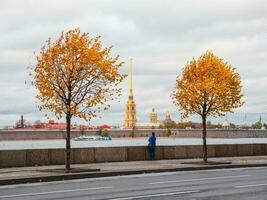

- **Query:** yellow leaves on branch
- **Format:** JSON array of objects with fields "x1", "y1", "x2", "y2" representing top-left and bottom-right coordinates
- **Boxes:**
[
  {"x1": 33, "y1": 28, "x2": 125, "y2": 120},
  {"x1": 172, "y1": 51, "x2": 244, "y2": 119}
]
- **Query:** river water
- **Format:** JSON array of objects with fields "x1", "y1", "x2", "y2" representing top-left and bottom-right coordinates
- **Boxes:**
[{"x1": 0, "y1": 138, "x2": 267, "y2": 150}]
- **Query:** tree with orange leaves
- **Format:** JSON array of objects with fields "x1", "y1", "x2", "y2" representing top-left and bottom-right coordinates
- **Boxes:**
[
  {"x1": 33, "y1": 28, "x2": 125, "y2": 171},
  {"x1": 172, "y1": 51, "x2": 243, "y2": 162}
]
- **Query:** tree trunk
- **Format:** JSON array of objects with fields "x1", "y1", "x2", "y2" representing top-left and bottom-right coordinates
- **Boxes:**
[
  {"x1": 65, "y1": 114, "x2": 71, "y2": 172},
  {"x1": 202, "y1": 115, "x2": 208, "y2": 162}
]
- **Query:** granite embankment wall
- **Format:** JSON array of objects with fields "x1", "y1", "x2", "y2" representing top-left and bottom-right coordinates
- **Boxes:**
[
  {"x1": 0, "y1": 144, "x2": 267, "y2": 168},
  {"x1": 0, "y1": 129, "x2": 267, "y2": 140}
]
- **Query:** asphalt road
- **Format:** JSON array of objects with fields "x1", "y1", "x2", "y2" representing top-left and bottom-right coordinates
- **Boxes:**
[{"x1": 0, "y1": 167, "x2": 267, "y2": 200}]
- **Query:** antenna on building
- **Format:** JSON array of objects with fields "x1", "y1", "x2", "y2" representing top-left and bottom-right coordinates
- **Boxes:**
[
  {"x1": 129, "y1": 58, "x2": 133, "y2": 98},
  {"x1": 21, "y1": 115, "x2": 24, "y2": 129}
]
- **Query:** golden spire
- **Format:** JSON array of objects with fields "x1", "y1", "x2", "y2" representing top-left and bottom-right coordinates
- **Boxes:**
[
  {"x1": 166, "y1": 111, "x2": 171, "y2": 120},
  {"x1": 124, "y1": 58, "x2": 137, "y2": 129},
  {"x1": 129, "y1": 58, "x2": 133, "y2": 98}
]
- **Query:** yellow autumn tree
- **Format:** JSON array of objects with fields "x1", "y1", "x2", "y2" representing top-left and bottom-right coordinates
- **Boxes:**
[
  {"x1": 172, "y1": 51, "x2": 243, "y2": 162},
  {"x1": 33, "y1": 28, "x2": 125, "y2": 171}
]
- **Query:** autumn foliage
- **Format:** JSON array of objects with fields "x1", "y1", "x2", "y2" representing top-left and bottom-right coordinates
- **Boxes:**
[
  {"x1": 33, "y1": 28, "x2": 125, "y2": 170},
  {"x1": 172, "y1": 51, "x2": 243, "y2": 162}
]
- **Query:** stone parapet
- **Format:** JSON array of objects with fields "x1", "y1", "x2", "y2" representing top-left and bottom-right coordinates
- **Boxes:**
[{"x1": 1, "y1": 144, "x2": 267, "y2": 168}]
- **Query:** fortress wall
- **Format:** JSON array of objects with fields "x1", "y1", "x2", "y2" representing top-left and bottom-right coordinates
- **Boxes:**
[
  {"x1": 0, "y1": 143, "x2": 266, "y2": 168},
  {"x1": 0, "y1": 130, "x2": 98, "y2": 140}
]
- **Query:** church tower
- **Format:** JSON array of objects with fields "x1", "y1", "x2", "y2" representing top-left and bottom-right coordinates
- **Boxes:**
[
  {"x1": 165, "y1": 111, "x2": 171, "y2": 121},
  {"x1": 150, "y1": 108, "x2": 158, "y2": 123},
  {"x1": 123, "y1": 59, "x2": 137, "y2": 129}
]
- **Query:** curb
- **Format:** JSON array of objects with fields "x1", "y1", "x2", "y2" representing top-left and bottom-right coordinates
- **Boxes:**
[{"x1": 1, "y1": 163, "x2": 267, "y2": 185}]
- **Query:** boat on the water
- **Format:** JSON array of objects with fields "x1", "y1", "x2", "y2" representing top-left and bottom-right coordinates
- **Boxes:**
[{"x1": 74, "y1": 135, "x2": 112, "y2": 141}]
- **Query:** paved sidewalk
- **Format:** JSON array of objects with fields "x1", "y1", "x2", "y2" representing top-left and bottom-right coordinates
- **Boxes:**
[{"x1": 1, "y1": 156, "x2": 267, "y2": 185}]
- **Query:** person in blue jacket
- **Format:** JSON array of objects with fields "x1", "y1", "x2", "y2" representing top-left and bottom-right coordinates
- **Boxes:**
[{"x1": 148, "y1": 132, "x2": 156, "y2": 160}]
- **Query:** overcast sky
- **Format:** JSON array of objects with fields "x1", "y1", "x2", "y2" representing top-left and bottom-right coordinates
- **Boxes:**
[{"x1": 0, "y1": 0, "x2": 266, "y2": 127}]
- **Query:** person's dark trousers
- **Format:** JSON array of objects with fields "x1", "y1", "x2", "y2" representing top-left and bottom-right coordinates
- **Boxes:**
[{"x1": 149, "y1": 146, "x2": 156, "y2": 160}]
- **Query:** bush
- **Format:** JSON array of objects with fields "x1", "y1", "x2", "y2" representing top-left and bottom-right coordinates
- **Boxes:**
[{"x1": 103, "y1": 128, "x2": 109, "y2": 137}]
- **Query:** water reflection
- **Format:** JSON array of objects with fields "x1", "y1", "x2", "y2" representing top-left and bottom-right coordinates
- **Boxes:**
[{"x1": 0, "y1": 138, "x2": 266, "y2": 150}]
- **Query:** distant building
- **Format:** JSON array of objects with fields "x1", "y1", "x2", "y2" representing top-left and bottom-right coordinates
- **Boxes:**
[
  {"x1": 252, "y1": 115, "x2": 263, "y2": 129},
  {"x1": 99, "y1": 124, "x2": 111, "y2": 129},
  {"x1": 122, "y1": 61, "x2": 178, "y2": 130},
  {"x1": 162, "y1": 111, "x2": 175, "y2": 127},
  {"x1": 135, "y1": 122, "x2": 160, "y2": 129},
  {"x1": 150, "y1": 108, "x2": 158, "y2": 123},
  {"x1": 124, "y1": 60, "x2": 137, "y2": 129},
  {"x1": 44, "y1": 120, "x2": 66, "y2": 129},
  {"x1": 15, "y1": 115, "x2": 25, "y2": 129}
]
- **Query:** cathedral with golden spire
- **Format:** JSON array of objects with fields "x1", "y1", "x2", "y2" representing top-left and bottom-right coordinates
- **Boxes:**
[
  {"x1": 150, "y1": 108, "x2": 158, "y2": 123},
  {"x1": 123, "y1": 60, "x2": 175, "y2": 129},
  {"x1": 123, "y1": 59, "x2": 137, "y2": 129}
]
